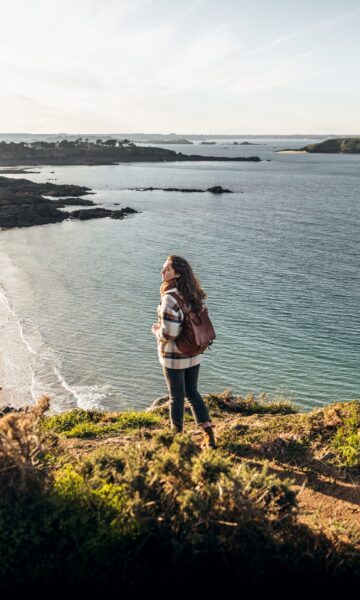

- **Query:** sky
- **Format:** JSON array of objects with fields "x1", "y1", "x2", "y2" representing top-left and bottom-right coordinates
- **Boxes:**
[{"x1": 1, "y1": 0, "x2": 360, "y2": 134}]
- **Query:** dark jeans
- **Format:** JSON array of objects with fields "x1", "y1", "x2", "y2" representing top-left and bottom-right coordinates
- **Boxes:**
[{"x1": 162, "y1": 364, "x2": 210, "y2": 432}]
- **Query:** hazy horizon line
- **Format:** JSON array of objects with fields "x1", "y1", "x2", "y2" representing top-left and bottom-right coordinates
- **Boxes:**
[{"x1": 1, "y1": 132, "x2": 360, "y2": 138}]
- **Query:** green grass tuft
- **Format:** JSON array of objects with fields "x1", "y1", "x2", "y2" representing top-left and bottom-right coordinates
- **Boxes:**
[
  {"x1": 41, "y1": 409, "x2": 103, "y2": 432},
  {"x1": 206, "y1": 389, "x2": 296, "y2": 417},
  {"x1": 42, "y1": 410, "x2": 162, "y2": 438}
]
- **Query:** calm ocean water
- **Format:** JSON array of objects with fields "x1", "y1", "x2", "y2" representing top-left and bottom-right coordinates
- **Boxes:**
[{"x1": 0, "y1": 137, "x2": 359, "y2": 412}]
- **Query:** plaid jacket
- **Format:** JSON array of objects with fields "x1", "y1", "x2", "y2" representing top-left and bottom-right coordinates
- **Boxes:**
[{"x1": 156, "y1": 286, "x2": 203, "y2": 369}]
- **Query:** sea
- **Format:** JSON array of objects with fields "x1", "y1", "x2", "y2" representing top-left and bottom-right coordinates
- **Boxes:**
[{"x1": 0, "y1": 136, "x2": 359, "y2": 413}]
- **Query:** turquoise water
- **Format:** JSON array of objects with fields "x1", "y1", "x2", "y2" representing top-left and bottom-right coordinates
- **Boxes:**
[{"x1": 0, "y1": 138, "x2": 359, "y2": 411}]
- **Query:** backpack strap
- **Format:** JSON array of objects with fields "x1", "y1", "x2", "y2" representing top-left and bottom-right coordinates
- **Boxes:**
[{"x1": 167, "y1": 291, "x2": 190, "y2": 316}]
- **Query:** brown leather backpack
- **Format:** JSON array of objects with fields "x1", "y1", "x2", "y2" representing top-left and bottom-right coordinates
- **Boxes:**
[{"x1": 168, "y1": 292, "x2": 216, "y2": 356}]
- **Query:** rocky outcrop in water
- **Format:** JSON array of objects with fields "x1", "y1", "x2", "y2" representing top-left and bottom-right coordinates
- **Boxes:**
[
  {"x1": 71, "y1": 207, "x2": 137, "y2": 220},
  {"x1": 206, "y1": 186, "x2": 232, "y2": 194},
  {"x1": 0, "y1": 176, "x2": 92, "y2": 197},
  {"x1": 0, "y1": 176, "x2": 138, "y2": 229},
  {"x1": 131, "y1": 185, "x2": 233, "y2": 193},
  {"x1": 55, "y1": 197, "x2": 94, "y2": 207}
]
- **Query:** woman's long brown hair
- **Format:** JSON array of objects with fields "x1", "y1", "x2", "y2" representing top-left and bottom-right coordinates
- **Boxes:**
[{"x1": 168, "y1": 255, "x2": 207, "y2": 310}]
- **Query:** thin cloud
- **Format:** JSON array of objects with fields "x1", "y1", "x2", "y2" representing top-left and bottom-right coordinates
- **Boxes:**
[
  {"x1": 245, "y1": 6, "x2": 360, "y2": 57},
  {"x1": 228, "y1": 63, "x2": 340, "y2": 96}
]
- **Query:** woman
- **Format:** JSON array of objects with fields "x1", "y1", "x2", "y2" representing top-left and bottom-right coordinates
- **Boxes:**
[{"x1": 151, "y1": 255, "x2": 216, "y2": 448}]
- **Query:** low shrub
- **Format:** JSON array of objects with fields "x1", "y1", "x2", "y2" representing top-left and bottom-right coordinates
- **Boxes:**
[{"x1": 331, "y1": 401, "x2": 360, "y2": 468}]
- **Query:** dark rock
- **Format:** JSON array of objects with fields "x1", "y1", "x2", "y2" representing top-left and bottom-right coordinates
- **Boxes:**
[
  {"x1": 206, "y1": 186, "x2": 232, "y2": 194},
  {"x1": 54, "y1": 197, "x2": 95, "y2": 207},
  {"x1": 111, "y1": 207, "x2": 139, "y2": 219},
  {"x1": 70, "y1": 208, "x2": 113, "y2": 220},
  {"x1": 0, "y1": 176, "x2": 138, "y2": 229},
  {"x1": 0, "y1": 176, "x2": 91, "y2": 197},
  {"x1": 70, "y1": 207, "x2": 139, "y2": 221},
  {"x1": 110, "y1": 212, "x2": 126, "y2": 220},
  {"x1": 122, "y1": 207, "x2": 138, "y2": 214},
  {"x1": 133, "y1": 186, "x2": 234, "y2": 193},
  {"x1": 135, "y1": 186, "x2": 204, "y2": 193},
  {"x1": 0, "y1": 191, "x2": 70, "y2": 228}
]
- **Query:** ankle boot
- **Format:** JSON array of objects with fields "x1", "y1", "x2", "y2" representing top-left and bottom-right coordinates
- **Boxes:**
[{"x1": 202, "y1": 424, "x2": 216, "y2": 449}]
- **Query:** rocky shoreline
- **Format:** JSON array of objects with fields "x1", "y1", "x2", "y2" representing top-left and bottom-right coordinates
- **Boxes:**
[{"x1": 0, "y1": 176, "x2": 138, "y2": 229}]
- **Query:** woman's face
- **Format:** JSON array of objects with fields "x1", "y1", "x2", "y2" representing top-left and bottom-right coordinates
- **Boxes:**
[{"x1": 161, "y1": 259, "x2": 180, "y2": 282}]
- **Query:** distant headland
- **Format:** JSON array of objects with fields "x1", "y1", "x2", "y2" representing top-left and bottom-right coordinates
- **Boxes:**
[
  {"x1": 301, "y1": 138, "x2": 360, "y2": 153},
  {"x1": 0, "y1": 139, "x2": 260, "y2": 165},
  {"x1": 278, "y1": 137, "x2": 360, "y2": 154}
]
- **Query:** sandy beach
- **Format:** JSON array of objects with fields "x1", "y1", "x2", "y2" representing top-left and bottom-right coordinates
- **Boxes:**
[{"x1": 277, "y1": 150, "x2": 308, "y2": 154}]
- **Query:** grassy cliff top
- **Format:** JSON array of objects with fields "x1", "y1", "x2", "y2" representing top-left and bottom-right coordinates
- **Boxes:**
[{"x1": 0, "y1": 391, "x2": 359, "y2": 587}]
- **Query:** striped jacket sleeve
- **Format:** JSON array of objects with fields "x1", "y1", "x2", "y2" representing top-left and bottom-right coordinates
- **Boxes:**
[{"x1": 156, "y1": 294, "x2": 183, "y2": 342}]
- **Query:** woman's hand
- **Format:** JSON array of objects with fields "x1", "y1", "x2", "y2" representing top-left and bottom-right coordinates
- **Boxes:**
[{"x1": 151, "y1": 323, "x2": 160, "y2": 335}]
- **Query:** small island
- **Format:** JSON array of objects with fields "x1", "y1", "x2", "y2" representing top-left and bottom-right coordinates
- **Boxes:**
[
  {"x1": 0, "y1": 176, "x2": 138, "y2": 229},
  {"x1": 0, "y1": 139, "x2": 260, "y2": 165},
  {"x1": 232, "y1": 141, "x2": 256, "y2": 145}
]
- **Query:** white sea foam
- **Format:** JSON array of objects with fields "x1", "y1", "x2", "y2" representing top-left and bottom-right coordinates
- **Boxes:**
[
  {"x1": 0, "y1": 245, "x2": 119, "y2": 412},
  {"x1": 51, "y1": 365, "x2": 111, "y2": 410}
]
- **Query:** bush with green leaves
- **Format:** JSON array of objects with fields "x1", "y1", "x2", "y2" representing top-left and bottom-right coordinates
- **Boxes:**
[{"x1": 331, "y1": 401, "x2": 360, "y2": 468}]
